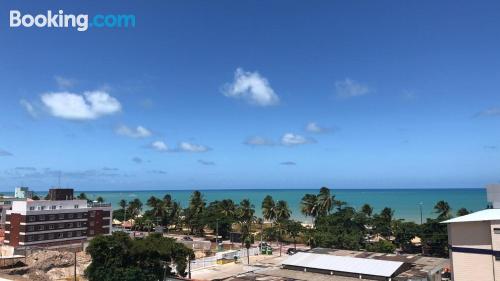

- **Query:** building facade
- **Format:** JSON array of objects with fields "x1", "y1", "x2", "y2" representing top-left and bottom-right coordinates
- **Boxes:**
[
  {"x1": 4, "y1": 199, "x2": 112, "y2": 248},
  {"x1": 14, "y1": 187, "x2": 33, "y2": 199},
  {"x1": 444, "y1": 184, "x2": 500, "y2": 281}
]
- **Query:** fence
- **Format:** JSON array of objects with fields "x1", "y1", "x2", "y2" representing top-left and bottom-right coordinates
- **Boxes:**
[{"x1": 190, "y1": 247, "x2": 260, "y2": 271}]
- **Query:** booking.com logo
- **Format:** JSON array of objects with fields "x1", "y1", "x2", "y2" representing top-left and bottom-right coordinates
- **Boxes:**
[{"x1": 9, "y1": 10, "x2": 136, "y2": 31}]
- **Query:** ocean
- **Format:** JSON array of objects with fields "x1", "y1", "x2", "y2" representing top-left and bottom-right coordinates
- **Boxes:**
[{"x1": 25, "y1": 188, "x2": 487, "y2": 223}]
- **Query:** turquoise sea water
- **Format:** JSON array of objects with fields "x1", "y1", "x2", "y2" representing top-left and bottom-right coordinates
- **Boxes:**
[{"x1": 28, "y1": 188, "x2": 488, "y2": 223}]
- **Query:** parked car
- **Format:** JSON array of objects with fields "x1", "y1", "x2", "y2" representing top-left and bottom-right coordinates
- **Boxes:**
[{"x1": 182, "y1": 236, "x2": 193, "y2": 241}]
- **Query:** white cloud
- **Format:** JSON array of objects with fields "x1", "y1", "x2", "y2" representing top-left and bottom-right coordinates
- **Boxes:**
[
  {"x1": 476, "y1": 107, "x2": 500, "y2": 117},
  {"x1": 305, "y1": 122, "x2": 331, "y2": 134},
  {"x1": 116, "y1": 125, "x2": 152, "y2": 138},
  {"x1": 151, "y1": 141, "x2": 168, "y2": 151},
  {"x1": 244, "y1": 136, "x2": 275, "y2": 146},
  {"x1": 41, "y1": 91, "x2": 121, "y2": 120},
  {"x1": 222, "y1": 68, "x2": 279, "y2": 106},
  {"x1": 198, "y1": 159, "x2": 215, "y2": 166},
  {"x1": 281, "y1": 133, "x2": 314, "y2": 146},
  {"x1": 179, "y1": 142, "x2": 210, "y2": 153},
  {"x1": 20, "y1": 99, "x2": 38, "y2": 118},
  {"x1": 54, "y1": 75, "x2": 76, "y2": 89},
  {"x1": 335, "y1": 78, "x2": 370, "y2": 98},
  {"x1": 0, "y1": 149, "x2": 12, "y2": 156}
]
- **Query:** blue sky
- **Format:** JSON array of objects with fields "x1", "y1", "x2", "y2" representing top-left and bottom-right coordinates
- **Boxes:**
[{"x1": 1, "y1": 0, "x2": 500, "y2": 190}]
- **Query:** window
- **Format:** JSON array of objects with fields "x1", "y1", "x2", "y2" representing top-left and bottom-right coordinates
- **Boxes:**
[
  {"x1": 89, "y1": 211, "x2": 96, "y2": 218},
  {"x1": 58, "y1": 214, "x2": 65, "y2": 219},
  {"x1": 28, "y1": 225, "x2": 35, "y2": 231},
  {"x1": 67, "y1": 214, "x2": 74, "y2": 219},
  {"x1": 89, "y1": 229, "x2": 94, "y2": 235},
  {"x1": 58, "y1": 223, "x2": 64, "y2": 229},
  {"x1": 49, "y1": 215, "x2": 55, "y2": 220},
  {"x1": 51, "y1": 205, "x2": 56, "y2": 210},
  {"x1": 77, "y1": 213, "x2": 82, "y2": 219},
  {"x1": 494, "y1": 228, "x2": 500, "y2": 234},
  {"x1": 37, "y1": 234, "x2": 44, "y2": 241},
  {"x1": 74, "y1": 205, "x2": 79, "y2": 209},
  {"x1": 49, "y1": 224, "x2": 54, "y2": 230},
  {"x1": 76, "y1": 222, "x2": 82, "y2": 227},
  {"x1": 67, "y1": 232, "x2": 73, "y2": 238},
  {"x1": 29, "y1": 206, "x2": 35, "y2": 211},
  {"x1": 40, "y1": 206, "x2": 45, "y2": 210},
  {"x1": 27, "y1": 235, "x2": 33, "y2": 242},
  {"x1": 38, "y1": 215, "x2": 45, "y2": 221},
  {"x1": 38, "y1": 225, "x2": 44, "y2": 231},
  {"x1": 76, "y1": 231, "x2": 82, "y2": 237},
  {"x1": 28, "y1": 216, "x2": 35, "y2": 222},
  {"x1": 89, "y1": 221, "x2": 95, "y2": 227},
  {"x1": 67, "y1": 223, "x2": 73, "y2": 228},
  {"x1": 57, "y1": 233, "x2": 63, "y2": 239},
  {"x1": 48, "y1": 233, "x2": 54, "y2": 239},
  {"x1": 37, "y1": 206, "x2": 42, "y2": 210}
]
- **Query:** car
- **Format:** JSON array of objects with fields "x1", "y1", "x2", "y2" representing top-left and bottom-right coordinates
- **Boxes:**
[
  {"x1": 287, "y1": 248, "x2": 300, "y2": 255},
  {"x1": 182, "y1": 236, "x2": 193, "y2": 241}
]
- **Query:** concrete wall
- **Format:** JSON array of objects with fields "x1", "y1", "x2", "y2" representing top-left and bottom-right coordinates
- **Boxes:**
[{"x1": 448, "y1": 221, "x2": 495, "y2": 281}]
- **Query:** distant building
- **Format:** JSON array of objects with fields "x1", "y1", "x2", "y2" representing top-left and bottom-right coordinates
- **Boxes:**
[
  {"x1": 443, "y1": 184, "x2": 500, "y2": 281},
  {"x1": 4, "y1": 188, "x2": 111, "y2": 248},
  {"x1": 14, "y1": 187, "x2": 33, "y2": 199},
  {"x1": 47, "y1": 188, "x2": 74, "y2": 200}
]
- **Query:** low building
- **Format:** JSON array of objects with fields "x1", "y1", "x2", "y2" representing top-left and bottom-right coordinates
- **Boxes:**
[
  {"x1": 442, "y1": 184, "x2": 500, "y2": 281},
  {"x1": 4, "y1": 189, "x2": 112, "y2": 248},
  {"x1": 443, "y1": 208, "x2": 500, "y2": 281},
  {"x1": 14, "y1": 187, "x2": 33, "y2": 199}
]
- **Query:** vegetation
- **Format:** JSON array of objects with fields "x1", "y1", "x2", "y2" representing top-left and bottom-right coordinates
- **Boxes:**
[
  {"x1": 85, "y1": 232, "x2": 193, "y2": 281},
  {"x1": 107, "y1": 187, "x2": 467, "y2": 262}
]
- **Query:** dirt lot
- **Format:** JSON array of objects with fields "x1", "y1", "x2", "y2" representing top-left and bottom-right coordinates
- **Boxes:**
[{"x1": 0, "y1": 250, "x2": 91, "y2": 281}]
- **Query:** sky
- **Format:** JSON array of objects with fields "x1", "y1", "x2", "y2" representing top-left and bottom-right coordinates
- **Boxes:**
[{"x1": 1, "y1": 0, "x2": 500, "y2": 191}]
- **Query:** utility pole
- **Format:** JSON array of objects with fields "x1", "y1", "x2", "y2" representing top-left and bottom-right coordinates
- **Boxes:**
[
  {"x1": 419, "y1": 202, "x2": 423, "y2": 225},
  {"x1": 188, "y1": 255, "x2": 191, "y2": 280},
  {"x1": 215, "y1": 219, "x2": 219, "y2": 252},
  {"x1": 74, "y1": 247, "x2": 77, "y2": 281}
]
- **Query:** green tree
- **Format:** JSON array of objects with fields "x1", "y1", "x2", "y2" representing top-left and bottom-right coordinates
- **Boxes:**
[
  {"x1": 318, "y1": 187, "x2": 335, "y2": 216},
  {"x1": 274, "y1": 200, "x2": 291, "y2": 256},
  {"x1": 434, "y1": 200, "x2": 452, "y2": 221},
  {"x1": 421, "y1": 218, "x2": 448, "y2": 257},
  {"x1": 300, "y1": 194, "x2": 319, "y2": 225},
  {"x1": 185, "y1": 191, "x2": 206, "y2": 235},
  {"x1": 361, "y1": 203, "x2": 373, "y2": 217},
  {"x1": 393, "y1": 220, "x2": 421, "y2": 252},
  {"x1": 285, "y1": 220, "x2": 303, "y2": 250},
  {"x1": 244, "y1": 237, "x2": 251, "y2": 265},
  {"x1": 85, "y1": 232, "x2": 193, "y2": 281},
  {"x1": 456, "y1": 207, "x2": 470, "y2": 217},
  {"x1": 119, "y1": 199, "x2": 128, "y2": 222},
  {"x1": 367, "y1": 240, "x2": 396, "y2": 253},
  {"x1": 261, "y1": 195, "x2": 276, "y2": 224},
  {"x1": 236, "y1": 199, "x2": 255, "y2": 243},
  {"x1": 127, "y1": 198, "x2": 143, "y2": 219},
  {"x1": 96, "y1": 196, "x2": 104, "y2": 203},
  {"x1": 77, "y1": 192, "x2": 88, "y2": 200},
  {"x1": 373, "y1": 207, "x2": 394, "y2": 238},
  {"x1": 203, "y1": 200, "x2": 236, "y2": 239},
  {"x1": 313, "y1": 207, "x2": 365, "y2": 250}
]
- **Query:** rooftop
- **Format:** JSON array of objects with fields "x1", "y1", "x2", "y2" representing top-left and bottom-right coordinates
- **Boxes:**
[
  {"x1": 442, "y1": 208, "x2": 500, "y2": 223},
  {"x1": 282, "y1": 252, "x2": 405, "y2": 277}
]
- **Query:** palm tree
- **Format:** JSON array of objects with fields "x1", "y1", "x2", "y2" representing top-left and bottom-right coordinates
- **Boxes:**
[
  {"x1": 128, "y1": 198, "x2": 143, "y2": 219},
  {"x1": 262, "y1": 195, "x2": 276, "y2": 224},
  {"x1": 456, "y1": 208, "x2": 470, "y2": 217},
  {"x1": 300, "y1": 194, "x2": 318, "y2": 226},
  {"x1": 77, "y1": 193, "x2": 88, "y2": 200},
  {"x1": 96, "y1": 196, "x2": 104, "y2": 203},
  {"x1": 274, "y1": 200, "x2": 291, "y2": 256},
  {"x1": 317, "y1": 187, "x2": 335, "y2": 215},
  {"x1": 361, "y1": 203, "x2": 373, "y2": 217},
  {"x1": 119, "y1": 199, "x2": 128, "y2": 223},
  {"x1": 434, "y1": 200, "x2": 452, "y2": 220},
  {"x1": 237, "y1": 199, "x2": 255, "y2": 244}
]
